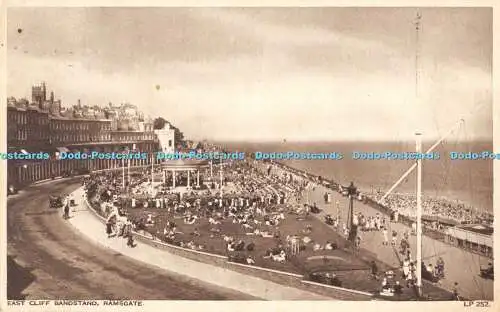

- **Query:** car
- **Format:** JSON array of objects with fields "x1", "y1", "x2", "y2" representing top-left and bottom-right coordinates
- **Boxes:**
[
  {"x1": 49, "y1": 195, "x2": 64, "y2": 208},
  {"x1": 480, "y1": 263, "x2": 493, "y2": 280},
  {"x1": 421, "y1": 263, "x2": 440, "y2": 283},
  {"x1": 7, "y1": 184, "x2": 18, "y2": 195}
]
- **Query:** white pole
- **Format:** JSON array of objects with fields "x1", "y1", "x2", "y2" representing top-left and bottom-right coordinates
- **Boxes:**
[
  {"x1": 210, "y1": 160, "x2": 213, "y2": 179},
  {"x1": 127, "y1": 152, "x2": 130, "y2": 186},
  {"x1": 416, "y1": 132, "x2": 423, "y2": 296},
  {"x1": 378, "y1": 11, "x2": 483, "y2": 205}
]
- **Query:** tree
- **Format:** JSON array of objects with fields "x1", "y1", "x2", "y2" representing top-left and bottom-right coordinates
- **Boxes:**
[
  {"x1": 174, "y1": 129, "x2": 185, "y2": 147},
  {"x1": 153, "y1": 117, "x2": 166, "y2": 130}
]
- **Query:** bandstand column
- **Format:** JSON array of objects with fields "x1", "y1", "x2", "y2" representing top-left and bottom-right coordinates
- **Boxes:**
[
  {"x1": 187, "y1": 170, "x2": 191, "y2": 188},
  {"x1": 197, "y1": 170, "x2": 200, "y2": 187},
  {"x1": 172, "y1": 170, "x2": 176, "y2": 188}
]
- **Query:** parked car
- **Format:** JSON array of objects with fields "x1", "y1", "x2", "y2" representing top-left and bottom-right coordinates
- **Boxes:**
[
  {"x1": 49, "y1": 195, "x2": 64, "y2": 208},
  {"x1": 421, "y1": 263, "x2": 440, "y2": 283},
  {"x1": 7, "y1": 184, "x2": 18, "y2": 195},
  {"x1": 480, "y1": 263, "x2": 493, "y2": 280}
]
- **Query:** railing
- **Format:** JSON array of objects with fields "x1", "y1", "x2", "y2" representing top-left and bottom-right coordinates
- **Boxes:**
[{"x1": 273, "y1": 161, "x2": 494, "y2": 259}]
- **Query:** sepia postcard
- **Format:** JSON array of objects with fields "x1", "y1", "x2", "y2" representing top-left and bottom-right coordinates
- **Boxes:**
[{"x1": 1, "y1": 1, "x2": 498, "y2": 312}]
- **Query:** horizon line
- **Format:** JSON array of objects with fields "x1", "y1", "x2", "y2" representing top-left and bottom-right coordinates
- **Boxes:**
[{"x1": 204, "y1": 137, "x2": 493, "y2": 143}]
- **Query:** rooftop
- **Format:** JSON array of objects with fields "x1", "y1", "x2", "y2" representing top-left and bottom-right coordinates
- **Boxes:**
[{"x1": 456, "y1": 224, "x2": 494, "y2": 236}]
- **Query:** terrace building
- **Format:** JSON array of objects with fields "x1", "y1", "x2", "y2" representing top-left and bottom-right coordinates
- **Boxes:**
[{"x1": 6, "y1": 85, "x2": 165, "y2": 188}]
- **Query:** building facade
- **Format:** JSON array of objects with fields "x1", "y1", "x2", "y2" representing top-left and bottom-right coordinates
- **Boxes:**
[
  {"x1": 154, "y1": 123, "x2": 176, "y2": 154},
  {"x1": 6, "y1": 85, "x2": 163, "y2": 188}
]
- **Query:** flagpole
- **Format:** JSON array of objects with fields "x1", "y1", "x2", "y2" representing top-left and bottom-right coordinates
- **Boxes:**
[
  {"x1": 378, "y1": 11, "x2": 469, "y2": 205},
  {"x1": 414, "y1": 11, "x2": 423, "y2": 297}
]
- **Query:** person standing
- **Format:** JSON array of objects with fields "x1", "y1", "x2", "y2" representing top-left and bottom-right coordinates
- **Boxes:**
[
  {"x1": 371, "y1": 260, "x2": 378, "y2": 280},
  {"x1": 382, "y1": 227, "x2": 389, "y2": 245},
  {"x1": 452, "y1": 282, "x2": 460, "y2": 300},
  {"x1": 63, "y1": 195, "x2": 70, "y2": 219},
  {"x1": 391, "y1": 230, "x2": 398, "y2": 246},
  {"x1": 402, "y1": 258, "x2": 410, "y2": 280}
]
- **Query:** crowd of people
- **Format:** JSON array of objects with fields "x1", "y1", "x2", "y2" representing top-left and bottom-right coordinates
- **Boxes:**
[
  {"x1": 82, "y1": 159, "x2": 352, "y2": 270},
  {"x1": 76, "y1": 157, "x2": 468, "y2": 299},
  {"x1": 374, "y1": 193, "x2": 492, "y2": 226}
]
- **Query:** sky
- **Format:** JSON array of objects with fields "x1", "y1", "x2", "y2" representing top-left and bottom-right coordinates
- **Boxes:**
[{"x1": 7, "y1": 7, "x2": 493, "y2": 142}]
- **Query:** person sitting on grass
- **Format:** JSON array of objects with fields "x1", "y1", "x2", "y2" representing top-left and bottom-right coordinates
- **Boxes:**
[
  {"x1": 246, "y1": 256, "x2": 255, "y2": 265},
  {"x1": 325, "y1": 241, "x2": 336, "y2": 250},
  {"x1": 272, "y1": 250, "x2": 286, "y2": 263},
  {"x1": 184, "y1": 215, "x2": 196, "y2": 225},
  {"x1": 235, "y1": 240, "x2": 245, "y2": 251},
  {"x1": 191, "y1": 228, "x2": 200, "y2": 237},
  {"x1": 208, "y1": 217, "x2": 220, "y2": 225}
]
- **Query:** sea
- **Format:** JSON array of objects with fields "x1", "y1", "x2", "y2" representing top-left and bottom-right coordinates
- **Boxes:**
[{"x1": 217, "y1": 140, "x2": 493, "y2": 213}]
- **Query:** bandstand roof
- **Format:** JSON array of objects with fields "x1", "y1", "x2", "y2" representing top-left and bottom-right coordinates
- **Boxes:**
[{"x1": 161, "y1": 159, "x2": 209, "y2": 170}]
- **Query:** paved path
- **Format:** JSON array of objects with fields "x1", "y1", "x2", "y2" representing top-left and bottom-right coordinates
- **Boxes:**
[
  {"x1": 271, "y1": 165, "x2": 493, "y2": 300},
  {"x1": 68, "y1": 188, "x2": 331, "y2": 300},
  {"x1": 7, "y1": 179, "x2": 253, "y2": 300}
]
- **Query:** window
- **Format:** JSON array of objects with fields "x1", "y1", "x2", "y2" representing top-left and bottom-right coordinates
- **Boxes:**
[{"x1": 169, "y1": 140, "x2": 172, "y2": 147}]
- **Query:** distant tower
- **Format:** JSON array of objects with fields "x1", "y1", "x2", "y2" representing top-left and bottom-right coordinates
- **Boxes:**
[
  {"x1": 32, "y1": 82, "x2": 47, "y2": 108},
  {"x1": 50, "y1": 91, "x2": 54, "y2": 103}
]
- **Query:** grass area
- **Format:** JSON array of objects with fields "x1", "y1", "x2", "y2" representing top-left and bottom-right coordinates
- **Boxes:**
[
  {"x1": 123, "y1": 206, "x2": 451, "y2": 298},
  {"x1": 85, "y1": 174, "x2": 454, "y2": 300}
]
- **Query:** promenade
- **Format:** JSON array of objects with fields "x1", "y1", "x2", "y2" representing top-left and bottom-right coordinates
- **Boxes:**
[
  {"x1": 67, "y1": 187, "x2": 332, "y2": 300},
  {"x1": 273, "y1": 165, "x2": 493, "y2": 300}
]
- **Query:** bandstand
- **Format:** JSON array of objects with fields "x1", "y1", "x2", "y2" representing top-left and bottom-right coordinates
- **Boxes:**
[{"x1": 160, "y1": 159, "x2": 209, "y2": 188}]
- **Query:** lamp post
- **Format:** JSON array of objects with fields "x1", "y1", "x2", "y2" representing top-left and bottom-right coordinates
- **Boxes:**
[{"x1": 346, "y1": 181, "x2": 357, "y2": 243}]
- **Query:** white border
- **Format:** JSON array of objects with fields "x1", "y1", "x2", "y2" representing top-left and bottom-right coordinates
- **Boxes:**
[{"x1": 1, "y1": 1, "x2": 498, "y2": 312}]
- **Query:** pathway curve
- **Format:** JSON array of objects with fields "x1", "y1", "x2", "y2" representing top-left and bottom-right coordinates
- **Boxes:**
[
  {"x1": 7, "y1": 179, "x2": 253, "y2": 300},
  {"x1": 68, "y1": 187, "x2": 332, "y2": 300}
]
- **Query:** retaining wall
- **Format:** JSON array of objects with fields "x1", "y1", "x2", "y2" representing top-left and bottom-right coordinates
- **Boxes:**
[{"x1": 82, "y1": 188, "x2": 373, "y2": 301}]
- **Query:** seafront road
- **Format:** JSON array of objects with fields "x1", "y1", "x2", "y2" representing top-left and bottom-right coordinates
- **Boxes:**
[
  {"x1": 271, "y1": 165, "x2": 493, "y2": 300},
  {"x1": 7, "y1": 179, "x2": 253, "y2": 300},
  {"x1": 7, "y1": 178, "x2": 331, "y2": 300}
]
